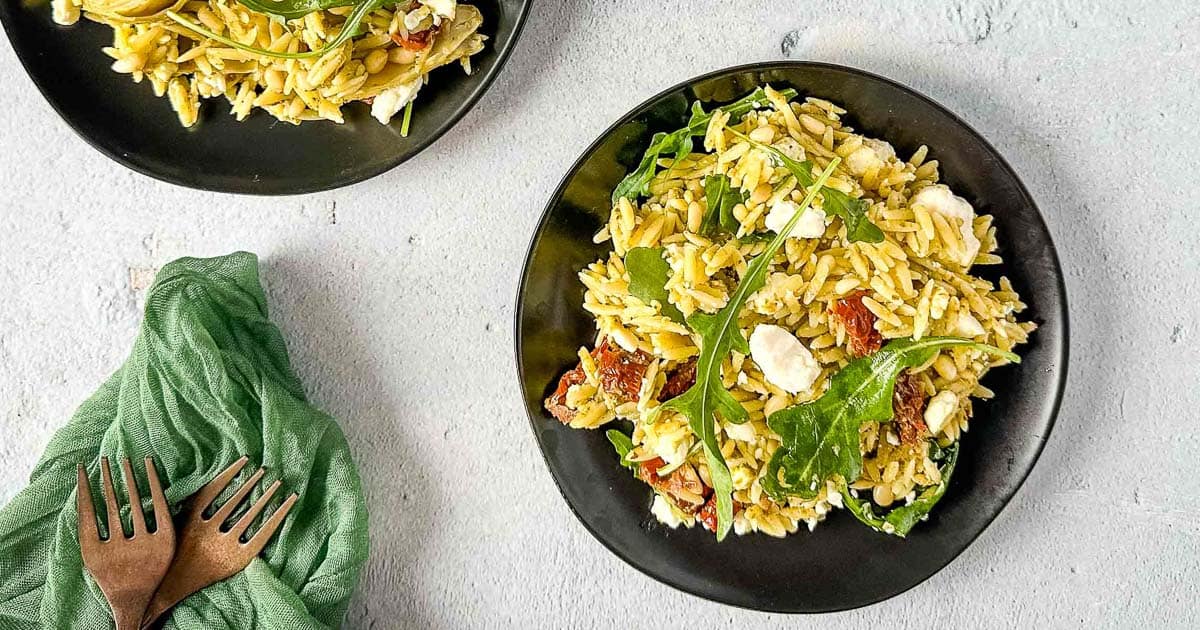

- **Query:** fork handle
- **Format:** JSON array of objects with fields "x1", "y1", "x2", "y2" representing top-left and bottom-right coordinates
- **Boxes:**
[
  {"x1": 112, "y1": 603, "x2": 148, "y2": 630},
  {"x1": 140, "y1": 576, "x2": 198, "y2": 629}
]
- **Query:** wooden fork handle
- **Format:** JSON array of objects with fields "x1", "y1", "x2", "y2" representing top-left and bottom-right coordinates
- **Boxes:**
[
  {"x1": 110, "y1": 598, "x2": 152, "y2": 630},
  {"x1": 140, "y1": 577, "x2": 197, "y2": 629}
]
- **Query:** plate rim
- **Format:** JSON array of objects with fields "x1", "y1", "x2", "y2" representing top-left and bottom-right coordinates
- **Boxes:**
[
  {"x1": 0, "y1": 0, "x2": 532, "y2": 195},
  {"x1": 514, "y1": 60, "x2": 1070, "y2": 613}
]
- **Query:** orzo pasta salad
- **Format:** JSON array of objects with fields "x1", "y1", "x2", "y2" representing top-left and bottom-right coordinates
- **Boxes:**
[
  {"x1": 544, "y1": 86, "x2": 1034, "y2": 540},
  {"x1": 51, "y1": 0, "x2": 485, "y2": 128}
]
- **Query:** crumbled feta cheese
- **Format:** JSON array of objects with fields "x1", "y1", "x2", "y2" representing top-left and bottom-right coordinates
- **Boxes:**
[
  {"x1": 404, "y1": 6, "x2": 432, "y2": 30},
  {"x1": 724, "y1": 420, "x2": 757, "y2": 443},
  {"x1": 845, "y1": 138, "x2": 896, "y2": 176},
  {"x1": 651, "y1": 495, "x2": 683, "y2": 528},
  {"x1": 845, "y1": 147, "x2": 882, "y2": 176},
  {"x1": 765, "y1": 199, "x2": 826, "y2": 239},
  {"x1": 911, "y1": 185, "x2": 981, "y2": 267},
  {"x1": 955, "y1": 311, "x2": 987, "y2": 338},
  {"x1": 864, "y1": 138, "x2": 896, "y2": 161},
  {"x1": 924, "y1": 390, "x2": 959, "y2": 435},
  {"x1": 748, "y1": 324, "x2": 821, "y2": 394},
  {"x1": 420, "y1": 0, "x2": 455, "y2": 18},
  {"x1": 651, "y1": 438, "x2": 687, "y2": 468},
  {"x1": 370, "y1": 78, "x2": 422, "y2": 124},
  {"x1": 773, "y1": 136, "x2": 806, "y2": 161}
]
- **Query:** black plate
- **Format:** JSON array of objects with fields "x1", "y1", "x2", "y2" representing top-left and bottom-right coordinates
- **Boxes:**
[
  {"x1": 0, "y1": 0, "x2": 529, "y2": 194},
  {"x1": 515, "y1": 62, "x2": 1068, "y2": 613}
]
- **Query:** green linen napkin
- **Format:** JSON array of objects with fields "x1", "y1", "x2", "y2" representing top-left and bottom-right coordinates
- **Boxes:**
[{"x1": 0, "y1": 252, "x2": 369, "y2": 629}]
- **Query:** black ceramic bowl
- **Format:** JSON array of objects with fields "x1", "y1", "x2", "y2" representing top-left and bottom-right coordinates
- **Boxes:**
[
  {"x1": 0, "y1": 0, "x2": 528, "y2": 194},
  {"x1": 515, "y1": 62, "x2": 1068, "y2": 613}
]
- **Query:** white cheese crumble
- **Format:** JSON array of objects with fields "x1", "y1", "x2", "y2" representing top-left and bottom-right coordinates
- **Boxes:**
[
  {"x1": 864, "y1": 138, "x2": 896, "y2": 161},
  {"x1": 764, "y1": 199, "x2": 826, "y2": 239},
  {"x1": 911, "y1": 185, "x2": 981, "y2": 267},
  {"x1": 724, "y1": 420, "x2": 757, "y2": 443},
  {"x1": 420, "y1": 0, "x2": 456, "y2": 19},
  {"x1": 748, "y1": 324, "x2": 821, "y2": 394},
  {"x1": 404, "y1": 6, "x2": 433, "y2": 30},
  {"x1": 650, "y1": 437, "x2": 687, "y2": 469},
  {"x1": 650, "y1": 495, "x2": 684, "y2": 528},
  {"x1": 955, "y1": 311, "x2": 987, "y2": 338},
  {"x1": 924, "y1": 390, "x2": 959, "y2": 435},
  {"x1": 844, "y1": 138, "x2": 895, "y2": 176},
  {"x1": 773, "y1": 137, "x2": 806, "y2": 161},
  {"x1": 370, "y1": 78, "x2": 422, "y2": 125}
]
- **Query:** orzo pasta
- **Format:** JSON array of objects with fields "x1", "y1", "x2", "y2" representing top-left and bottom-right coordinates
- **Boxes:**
[
  {"x1": 51, "y1": 0, "x2": 485, "y2": 127},
  {"x1": 544, "y1": 86, "x2": 1034, "y2": 539}
]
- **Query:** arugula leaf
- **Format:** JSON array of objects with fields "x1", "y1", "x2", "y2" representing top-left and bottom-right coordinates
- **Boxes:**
[
  {"x1": 762, "y1": 337, "x2": 1018, "y2": 501},
  {"x1": 612, "y1": 87, "x2": 798, "y2": 204},
  {"x1": 625, "y1": 247, "x2": 685, "y2": 323},
  {"x1": 400, "y1": 101, "x2": 415, "y2": 138},
  {"x1": 606, "y1": 429, "x2": 637, "y2": 471},
  {"x1": 662, "y1": 159, "x2": 840, "y2": 540},
  {"x1": 700, "y1": 174, "x2": 747, "y2": 236},
  {"x1": 166, "y1": 0, "x2": 386, "y2": 60},
  {"x1": 237, "y1": 0, "x2": 353, "y2": 20},
  {"x1": 841, "y1": 443, "x2": 959, "y2": 537},
  {"x1": 728, "y1": 128, "x2": 884, "y2": 244},
  {"x1": 611, "y1": 131, "x2": 681, "y2": 203},
  {"x1": 700, "y1": 174, "x2": 775, "y2": 242}
]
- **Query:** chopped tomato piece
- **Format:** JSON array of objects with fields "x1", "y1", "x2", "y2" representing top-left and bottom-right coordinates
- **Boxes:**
[
  {"x1": 831, "y1": 291, "x2": 883, "y2": 357},
  {"x1": 659, "y1": 358, "x2": 697, "y2": 400},
  {"x1": 544, "y1": 363, "x2": 587, "y2": 424},
  {"x1": 638, "y1": 457, "x2": 708, "y2": 513},
  {"x1": 697, "y1": 495, "x2": 742, "y2": 532},
  {"x1": 892, "y1": 372, "x2": 928, "y2": 445},
  {"x1": 594, "y1": 339, "x2": 652, "y2": 402},
  {"x1": 392, "y1": 28, "x2": 434, "y2": 51}
]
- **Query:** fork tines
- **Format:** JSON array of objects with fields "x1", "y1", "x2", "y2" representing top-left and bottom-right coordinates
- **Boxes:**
[
  {"x1": 194, "y1": 456, "x2": 299, "y2": 546},
  {"x1": 77, "y1": 457, "x2": 170, "y2": 542}
]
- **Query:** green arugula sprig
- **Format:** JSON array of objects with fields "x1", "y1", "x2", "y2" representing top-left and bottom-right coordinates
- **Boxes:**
[
  {"x1": 166, "y1": 0, "x2": 385, "y2": 60},
  {"x1": 625, "y1": 247, "x2": 685, "y2": 323},
  {"x1": 841, "y1": 443, "x2": 958, "y2": 537},
  {"x1": 699, "y1": 174, "x2": 747, "y2": 237},
  {"x1": 761, "y1": 337, "x2": 1018, "y2": 502},
  {"x1": 237, "y1": 0, "x2": 353, "y2": 19},
  {"x1": 606, "y1": 429, "x2": 637, "y2": 471},
  {"x1": 612, "y1": 88, "x2": 798, "y2": 204},
  {"x1": 660, "y1": 158, "x2": 840, "y2": 541},
  {"x1": 727, "y1": 128, "x2": 884, "y2": 243}
]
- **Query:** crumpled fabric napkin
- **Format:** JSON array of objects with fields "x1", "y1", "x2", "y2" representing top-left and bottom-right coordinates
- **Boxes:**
[{"x1": 0, "y1": 252, "x2": 368, "y2": 629}]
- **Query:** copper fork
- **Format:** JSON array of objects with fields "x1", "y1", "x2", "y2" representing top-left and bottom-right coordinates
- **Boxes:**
[
  {"x1": 77, "y1": 458, "x2": 175, "y2": 630},
  {"x1": 141, "y1": 456, "x2": 299, "y2": 628}
]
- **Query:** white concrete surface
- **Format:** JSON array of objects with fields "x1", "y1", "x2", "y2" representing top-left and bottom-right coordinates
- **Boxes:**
[{"x1": 2, "y1": 1, "x2": 1198, "y2": 628}]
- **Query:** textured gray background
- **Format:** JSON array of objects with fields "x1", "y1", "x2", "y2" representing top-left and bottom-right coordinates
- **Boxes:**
[{"x1": 1, "y1": 1, "x2": 1197, "y2": 628}]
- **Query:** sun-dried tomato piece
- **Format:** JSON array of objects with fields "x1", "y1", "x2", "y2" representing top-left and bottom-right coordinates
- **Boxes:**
[
  {"x1": 595, "y1": 339, "x2": 652, "y2": 402},
  {"x1": 831, "y1": 291, "x2": 883, "y2": 357},
  {"x1": 892, "y1": 372, "x2": 928, "y2": 445},
  {"x1": 697, "y1": 494, "x2": 743, "y2": 532},
  {"x1": 544, "y1": 363, "x2": 587, "y2": 424},
  {"x1": 392, "y1": 27, "x2": 435, "y2": 51},
  {"x1": 639, "y1": 457, "x2": 708, "y2": 513},
  {"x1": 659, "y1": 358, "x2": 697, "y2": 400}
]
